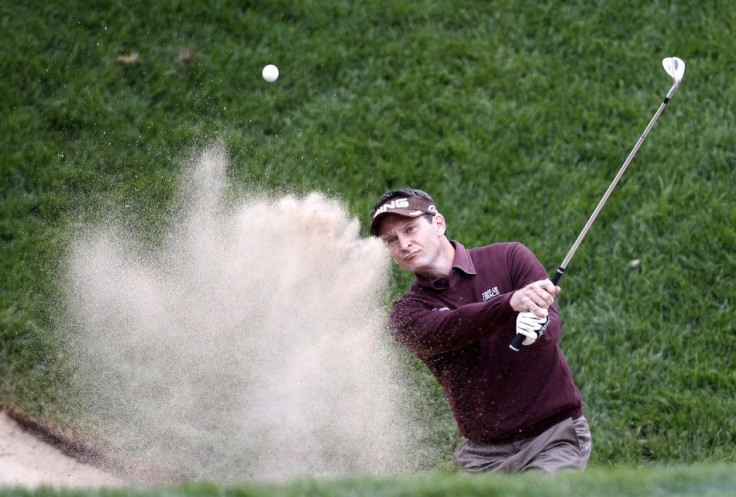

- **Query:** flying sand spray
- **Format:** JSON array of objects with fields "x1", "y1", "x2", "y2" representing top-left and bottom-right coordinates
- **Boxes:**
[{"x1": 63, "y1": 144, "x2": 422, "y2": 482}]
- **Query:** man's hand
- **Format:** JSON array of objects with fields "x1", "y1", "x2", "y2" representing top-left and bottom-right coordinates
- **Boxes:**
[
  {"x1": 516, "y1": 310, "x2": 549, "y2": 346},
  {"x1": 510, "y1": 279, "x2": 560, "y2": 318}
]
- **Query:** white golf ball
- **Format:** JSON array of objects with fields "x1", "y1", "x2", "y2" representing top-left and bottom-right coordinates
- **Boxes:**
[{"x1": 262, "y1": 64, "x2": 279, "y2": 82}]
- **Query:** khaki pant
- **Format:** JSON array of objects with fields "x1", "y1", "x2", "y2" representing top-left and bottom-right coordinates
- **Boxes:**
[{"x1": 453, "y1": 416, "x2": 592, "y2": 473}]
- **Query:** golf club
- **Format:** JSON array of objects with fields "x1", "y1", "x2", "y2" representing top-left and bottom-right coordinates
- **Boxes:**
[{"x1": 510, "y1": 56, "x2": 686, "y2": 352}]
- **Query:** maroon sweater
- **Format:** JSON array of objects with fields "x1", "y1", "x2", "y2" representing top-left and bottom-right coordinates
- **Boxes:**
[{"x1": 389, "y1": 241, "x2": 583, "y2": 443}]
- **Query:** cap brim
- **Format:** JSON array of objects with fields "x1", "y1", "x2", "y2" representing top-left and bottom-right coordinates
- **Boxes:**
[{"x1": 370, "y1": 209, "x2": 426, "y2": 236}]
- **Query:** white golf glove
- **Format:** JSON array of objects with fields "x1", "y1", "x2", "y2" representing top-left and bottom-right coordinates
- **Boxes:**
[{"x1": 516, "y1": 310, "x2": 549, "y2": 346}]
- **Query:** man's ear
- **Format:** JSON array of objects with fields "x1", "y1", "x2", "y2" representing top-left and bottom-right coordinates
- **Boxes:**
[{"x1": 434, "y1": 213, "x2": 447, "y2": 236}]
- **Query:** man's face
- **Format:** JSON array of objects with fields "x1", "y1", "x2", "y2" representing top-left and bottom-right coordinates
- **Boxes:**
[{"x1": 378, "y1": 213, "x2": 446, "y2": 277}]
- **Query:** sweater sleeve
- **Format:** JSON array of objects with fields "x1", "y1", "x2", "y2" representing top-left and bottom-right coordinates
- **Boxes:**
[
  {"x1": 389, "y1": 292, "x2": 516, "y2": 359},
  {"x1": 506, "y1": 242, "x2": 561, "y2": 348}
]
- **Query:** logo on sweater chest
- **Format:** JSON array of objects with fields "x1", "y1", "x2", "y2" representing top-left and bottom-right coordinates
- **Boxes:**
[{"x1": 481, "y1": 286, "x2": 500, "y2": 301}]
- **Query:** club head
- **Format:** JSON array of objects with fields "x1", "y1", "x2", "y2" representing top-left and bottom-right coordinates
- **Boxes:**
[
  {"x1": 662, "y1": 57, "x2": 685, "y2": 83},
  {"x1": 662, "y1": 57, "x2": 685, "y2": 97}
]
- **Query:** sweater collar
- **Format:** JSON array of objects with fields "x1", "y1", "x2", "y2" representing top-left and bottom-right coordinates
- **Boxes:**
[{"x1": 450, "y1": 240, "x2": 476, "y2": 275}]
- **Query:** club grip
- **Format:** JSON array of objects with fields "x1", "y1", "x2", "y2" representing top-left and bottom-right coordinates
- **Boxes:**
[
  {"x1": 509, "y1": 332, "x2": 525, "y2": 351},
  {"x1": 508, "y1": 266, "x2": 566, "y2": 352},
  {"x1": 550, "y1": 267, "x2": 565, "y2": 285}
]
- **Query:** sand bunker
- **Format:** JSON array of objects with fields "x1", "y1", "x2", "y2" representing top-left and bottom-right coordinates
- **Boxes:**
[{"x1": 0, "y1": 410, "x2": 121, "y2": 488}]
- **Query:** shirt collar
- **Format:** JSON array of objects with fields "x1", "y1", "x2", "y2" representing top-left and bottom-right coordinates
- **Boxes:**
[
  {"x1": 415, "y1": 240, "x2": 476, "y2": 289},
  {"x1": 449, "y1": 240, "x2": 476, "y2": 275}
]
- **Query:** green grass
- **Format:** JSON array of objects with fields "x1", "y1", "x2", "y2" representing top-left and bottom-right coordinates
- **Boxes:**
[
  {"x1": 2, "y1": 464, "x2": 736, "y2": 496},
  {"x1": 1, "y1": 0, "x2": 735, "y2": 490}
]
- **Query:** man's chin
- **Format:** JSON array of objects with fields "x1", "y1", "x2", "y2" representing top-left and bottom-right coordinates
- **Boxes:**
[
  {"x1": 398, "y1": 260, "x2": 414, "y2": 272},
  {"x1": 401, "y1": 260, "x2": 425, "y2": 274}
]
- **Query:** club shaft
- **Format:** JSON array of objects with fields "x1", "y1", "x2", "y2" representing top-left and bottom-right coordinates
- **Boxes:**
[
  {"x1": 558, "y1": 95, "x2": 671, "y2": 272},
  {"x1": 509, "y1": 90, "x2": 674, "y2": 353}
]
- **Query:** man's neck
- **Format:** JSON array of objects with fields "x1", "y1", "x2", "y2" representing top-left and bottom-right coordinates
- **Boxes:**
[{"x1": 416, "y1": 237, "x2": 455, "y2": 279}]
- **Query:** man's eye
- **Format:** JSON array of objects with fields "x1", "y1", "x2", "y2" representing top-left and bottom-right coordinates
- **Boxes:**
[
  {"x1": 406, "y1": 225, "x2": 416, "y2": 233},
  {"x1": 385, "y1": 237, "x2": 398, "y2": 245}
]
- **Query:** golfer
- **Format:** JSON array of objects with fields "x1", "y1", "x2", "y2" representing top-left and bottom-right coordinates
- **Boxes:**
[{"x1": 370, "y1": 188, "x2": 591, "y2": 472}]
